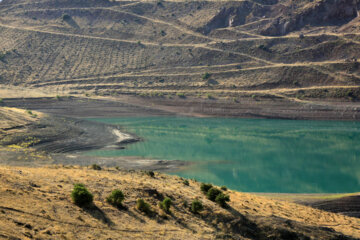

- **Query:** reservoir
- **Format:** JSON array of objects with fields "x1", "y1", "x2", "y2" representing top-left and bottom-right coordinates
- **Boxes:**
[{"x1": 87, "y1": 117, "x2": 360, "y2": 193}]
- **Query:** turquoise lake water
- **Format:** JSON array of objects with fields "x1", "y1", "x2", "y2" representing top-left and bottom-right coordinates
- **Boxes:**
[{"x1": 86, "y1": 117, "x2": 360, "y2": 193}]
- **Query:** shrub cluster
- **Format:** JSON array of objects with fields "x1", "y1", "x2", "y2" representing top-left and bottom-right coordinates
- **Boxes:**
[
  {"x1": 71, "y1": 184, "x2": 93, "y2": 207},
  {"x1": 200, "y1": 183, "x2": 213, "y2": 193},
  {"x1": 159, "y1": 197, "x2": 172, "y2": 213},
  {"x1": 62, "y1": 14, "x2": 71, "y2": 21},
  {"x1": 183, "y1": 179, "x2": 189, "y2": 186},
  {"x1": 90, "y1": 164, "x2": 101, "y2": 170},
  {"x1": 137, "y1": 198, "x2": 151, "y2": 214},
  {"x1": 207, "y1": 187, "x2": 222, "y2": 201},
  {"x1": 201, "y1": 183, "x2": 230, "y2": 208},
  {"x1": 215, "y1": 193, "x2": 230, "y2": 208},
  {"x1": 202, "y1": 72, "x2": 211, "y2": 80},
  {"x1": 191, "y1": 199, "x2": 203, "y2": 214},
  {"x1": 145, "y1": 170, "x2": 155, "y2": 177},
  {"x1": 106, "y1": 189, "x2": 125, "y2": 208}
]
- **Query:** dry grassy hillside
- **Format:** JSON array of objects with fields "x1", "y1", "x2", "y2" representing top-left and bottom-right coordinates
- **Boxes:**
[
  {"x1": 0, "y1": 107, "x2": 43, "y2": 139},
  {"x1": 0, "y1": 0, "x2": 359, "y2": 101},
  {"x1": 0, "y1": 165, "x2": 359, "y2": 240}
]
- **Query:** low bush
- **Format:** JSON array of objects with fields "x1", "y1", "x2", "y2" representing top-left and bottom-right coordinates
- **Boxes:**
[
  {"x1": 207, "y1": 187, "x2": 222, "y2": 201},
  {"x1": 183, "y1": 179, "x2": 189, "y2": 186},
  {"x1": 62, "y1": 14, "x2": 71, "y2": 21},
  {"x1": 191, "y1": 199, "x2": 203, "y2": 214},
  {"x1": 159, "y1": 197, "x2": 172, "y2": 213},
  {"x1": 206, "y1": 94, "x2": 214, "y2": 99},
  {"x1": 71, "y1": 184, "x2": 93, "y2": 207},
  {"x1": 215, "y1": 193, "x2": 230, "y2": 208},
  {"x1": 146, "y1": 170, "x2": 155, "y2": 177},
  {"x1": 90, "y1": 164, "x2": 101, "y2": 170},
  {"x1": 200, "y1": 183, "x2": 213, "y2": 193},
  {"x1": 202, "y1": 72, "x2": 211, "y2": 80},
  {"x1": 220, "y1": 186, "x2": 228, "y2": 191},
  {"x1": 137, "y1": 198, "x2": 151, "y2": 214},
  {"x1": 106, "y1": 189, "x2": 125, "y2": 208},
  {"x1": 176, "y1": 92, "x2": 186, "y2": 98}
]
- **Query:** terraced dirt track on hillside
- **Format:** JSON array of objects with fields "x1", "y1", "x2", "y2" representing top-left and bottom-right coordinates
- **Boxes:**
[{"x1": 0, "y1": 0, "x2": 359, "y2": 103}]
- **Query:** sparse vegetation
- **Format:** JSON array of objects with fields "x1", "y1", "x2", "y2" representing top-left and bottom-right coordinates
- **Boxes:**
[
  {"x1": 176, "y1": 92, "x2": 186, "y2": 98},
  {"x1": 202, "y1": 72, "x2": 211, "y2": 80},
  {"x1": 191, "y1": 199, "x2": 203, "y2": 214},
  {"x1": 137, "y1": 198, "x2": 151, "y2": 214},
  {"x1": 146, "y1": 170, "x2": 155, "y2": 177},
  {"x1": 62, "y1": 14, "x2": 71, "y2": 21},
  {"x1": 106, "y1": 189, "x2": 125, "y2": 208},
  {"x1": 71, "y1": 183, "x2": 93, "y2": 207},
  {"x1": 26, "y1": 110, "x2": 37, "y2": 118},
  {"x1": 206, "y1": 187, "x2": 222, "y2": 201},
  {"x1": 215, "y1": 192, "x2": 230, "y2": 208},
  {"x1": 90, "y1": 164, "x2": 101, "y2": 170},
  {"x1": 200, "y1": 183, "x2": 213, "y2": 193},
  {"x1": 159, "y1": 197, "x2": 172, "y2": 213},
  {"x1": 221, "y1": 186, "x2": 228, "y2": 191},
  {"x1": 183, "y1": 179, "x2": 189, "y2": 186},
  {"x1": 206, "y1": 94, "x2": 214, "y2": 99}
]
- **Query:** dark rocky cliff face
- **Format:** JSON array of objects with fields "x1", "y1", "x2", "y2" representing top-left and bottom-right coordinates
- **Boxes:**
[
  {"x1": 261, "y1": 0, "x2": 359, "y2": 35},
  {"x1": 200, "y1": 0, "x2": 359, "y2": 36}
]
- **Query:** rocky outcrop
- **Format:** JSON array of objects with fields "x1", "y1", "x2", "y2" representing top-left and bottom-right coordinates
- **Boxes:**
[
  {"x1": 200, "y1": 2, "x2": 266, "y2": 34},
  {"x1": 261, "y1": 0, "x2": 359, "y2": 35},
  {"x1": 200, "y1": 0, "x2": 358, "y2": 36}
]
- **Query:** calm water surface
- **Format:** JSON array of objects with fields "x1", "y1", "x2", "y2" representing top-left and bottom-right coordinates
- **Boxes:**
[{"x1": 87, "y1": 117, "x2": 360, "y2": 193}]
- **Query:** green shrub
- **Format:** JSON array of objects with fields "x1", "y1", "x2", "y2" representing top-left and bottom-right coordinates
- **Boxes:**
[
  {"x1": 159, "y1": 197, "x2": 172, "y2": 213},
  {"x1": 106, "y1": 189, "x2": 125, "y2": 208},
  {"x1": 176, "y1": 92, "x2": 186, "y2": 98},
  {"x1": 215, "y1": 193, "x2": 230, "y2": 208},
  {"x1": 206, "y1": 94, "x2": 214, "y2": 99},
  {"x1": 71, "y1": 184, "x2": 93, "y2": 207},
  {"x1": 62, "y1": 14, "x2": 71, "y2": 21},
  {"x1": 191, "y1": 199, "x2": 203, "y2": 214},
  {"x1": 183, "y1": 179, "x2": 189, "y2": 186},
  {"x1": 90, "y1": 164, "x2": 101, "y2": 170},
  {"x1": 202, "y1": 72, "x2": 211, "y2": 80},
  {"x1": 200, "y1": 183, "x2": 213, "y2": 193},
  {"x1": 0, "y1": 51, "x2": 7, "y2": 61},
  {"x1": 137, "y1": 198, "x2": 151, "y2": 214},
  {"x1": 207, "y1": 187, "x2": 222, "y2": 201},
  {"x1": 0, "y1": 98, "x2": 3, "y2": 103},
  {"x1": 146, "y1": 170, "x2": 155, "y2": 177},
  {"x1": 220, "y1": 186, "x2": 228, "y2": 191}
]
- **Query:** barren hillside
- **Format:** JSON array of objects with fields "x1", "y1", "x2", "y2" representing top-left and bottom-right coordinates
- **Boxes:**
[{"x1": 0, "y1": 0, "x2": 359, "y2": 102}]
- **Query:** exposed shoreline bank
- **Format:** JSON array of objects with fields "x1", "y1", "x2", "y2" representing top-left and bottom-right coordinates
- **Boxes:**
[
  {"x1": 1, "y1": 97, "x2": 359, "y2": 219},
  {"x1": 1, "y1": 95, "x2": 360, "y2": 120}
]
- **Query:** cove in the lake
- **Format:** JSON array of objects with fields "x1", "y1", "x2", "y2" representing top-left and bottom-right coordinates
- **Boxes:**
[{"x1": 86, "y1": 117, "x2": 360, "y2": 193}]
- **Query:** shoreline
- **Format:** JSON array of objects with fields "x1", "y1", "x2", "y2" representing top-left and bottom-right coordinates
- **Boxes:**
[
  {"x1": 1, "y1": 95, "x2": 360, "y2": 120},
  {"x1": 1, "y1": 98, "x2": 359, "y2": 219}
]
